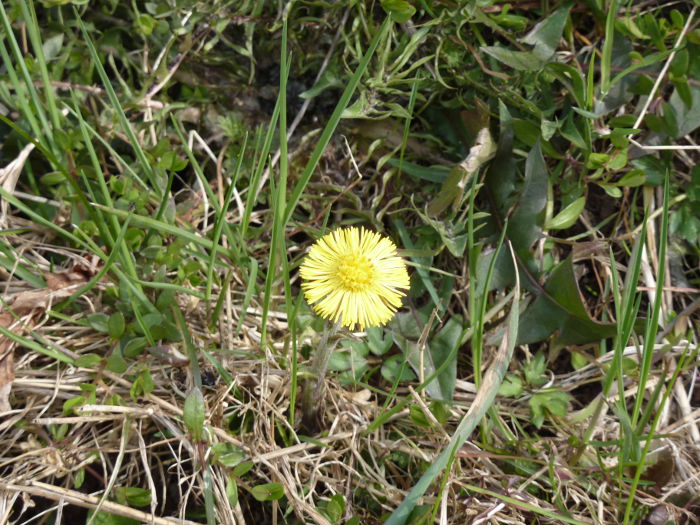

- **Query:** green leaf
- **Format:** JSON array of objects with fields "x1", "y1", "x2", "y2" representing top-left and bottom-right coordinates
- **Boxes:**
[
  {"x1": 115, "y1": 487, "x2": 151, "y2": 507},
  {"x1": 669, "y1": 84, "x2": 700, "y2": 137},
  {"x1": 87, "y1": 510, "x2": 139, "y2": 525},
  {"x1": 135, "y1": 13, "x2": 157, "y2": 35},
  {"x1": 381, "y1": 354, "x2": 416, "y2": 383},
  {"x1": 250, "y1": 482, "x2": 285, "y2": 502},
  {"x1": 130, "y1": 368, "x2": 154, "y2": 401},
  {"x1": 105, "y1": 353, "x2": 128, "y2": 373},
  {"x1": 426, "y1": 165, "x2": 468, "y2": 217},
  {"x1": 426, "y1": 316, "x2": 462, "y2": 401},
  {"x1": 508, "y1": 140, "x2": 548, "y2": 264},
  {"x1": 42, "y1": 33, "x2": 64, "y2": 61},
  {"x1": 498, "y1": 374, "x2": 523, "y2": 397},
  {"x1": 381, "y1": 0, "x2": 416, "y2": 23},
  {"x1": 233, "y1": 461, "x2": 254, "y2": 478},
  {"x1": 108, "y1": 312, "x2": 126, "y2": 339},
  {"x1": 366, "y1": 327, "x2": 392, "y2": 356},
  {"x1": 75, "y1": 353, "x2": 102, "y2": 368},
  {"x1": 299, "y1": 66, "x2": 343, "y2": 99},
  {"x1": 529, "y1": 390, "x2": 571, "y2": 428},
  {"x1": 184, "y1": 387, "x2": 206, "y2": 442},
  {"x1": 520, "y1": 3, "x2": 573, "y2": 60},
  {"x1": 325, "y1": 494, "x2": 346, "y2": 523},
  {"x1": 226, "y1": 476, "x2": 239, "y2": 507},
  {"x1": 545, "y1": 197, "x2": 585, "y2": 230},
  {"x1": 87, "y1": 313, "x2": 110, "y2": 333},
  {"x1": 123, "y1": 337, "x2": 147, "y2": 358},
  {"x1": 517, "y1": 255, "x2": 621, "y2": 346},
  {"x1": 409, "y1": 405, "x2": 432, "y2": 428},
  {"x1": 615, "y1": 171, "x2": 647, "y2": 188},
  {"x1": 523, "y1": 352, "x2": 548, "y2": 387},
  {"x1": 74, "y1": 467, "x2": 85, "y2": 489},
  {"x1": 211, "y1": 442, "x2": 247, "y2": 467},
  {"x1": 480, "y1": 46, "x2": 544, "y2": 71}
]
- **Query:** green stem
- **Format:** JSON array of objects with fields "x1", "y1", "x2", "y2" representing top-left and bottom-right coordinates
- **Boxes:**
[{"x1": 301, "y1": 321, "x2": 340, "y2": 430}]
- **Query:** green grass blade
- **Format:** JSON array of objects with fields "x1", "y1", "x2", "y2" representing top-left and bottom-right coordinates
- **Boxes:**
[
  {"x1": 385, "y1": 242, "x2": 520, "y2": 525},
  {"x1": 73, "y1": 7, "x2": 160, "y2": 190},
  {"x1": 599, "y1": 0, "x2": 616, "y2": 96},
  {"x1": 283, "y1": 16, "x2": 393, "y2": 226},
  {"x1": 261, "y1": 16, "x2": 290, "y2": 346}
]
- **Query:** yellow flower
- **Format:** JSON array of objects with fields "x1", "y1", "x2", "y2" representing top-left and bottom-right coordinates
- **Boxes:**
[{"x1": 300, "y1": 227, "x2": 410, "y2": 330}]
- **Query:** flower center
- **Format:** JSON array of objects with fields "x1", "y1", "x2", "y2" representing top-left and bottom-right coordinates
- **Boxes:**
[{"x1": 336, "y1": 254, "x2": 375, "y2": 291}]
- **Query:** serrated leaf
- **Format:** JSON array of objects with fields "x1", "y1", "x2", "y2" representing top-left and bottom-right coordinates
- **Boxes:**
[
  {"x1": 498, "y1": 374, "x2": 523, "y2": 397},
  {"x1": 529, "y1": 390, "x2": 571, "y2": 428},
  {"x1": 524, "y1": 352, "x2": 548, "y2": 387}
]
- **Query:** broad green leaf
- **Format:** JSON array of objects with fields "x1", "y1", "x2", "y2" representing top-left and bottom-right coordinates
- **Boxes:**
[
  {"x1": 498, "y1": 374, "x2": 523, "y2": 397},
  {"x1": 325, "y1": 494, "x2": 346, "y2": 523},
  {"x1": 108, "y1": 312, "x2": 126, "y2": 339},
  {"x1": 517, "y1": 255, "x2": 622, "y2": 347},
  {"x1": 381, "y1": 354, "x2": 416, "y2": 383},
  {"x1": 211, "y1": 443, "x2": 247, "y2": 467},
  {"x1": 366, "y1": 327, "x2": 392, "y2": 355},
  {"x1": 87, "y1": 510, "x2": 138, "y2": 525},
  {"x1": 75, "y1": 353, "x2": 102, "y2": 368},
  {"x1": 184, "y1": 387, "x2": 206, "y2": 442},
  {"x1": 426, "y1": 316, "x2": 461, "y2": 401},
  {"x1": 381, "y1": 0, "x2": 416, "y2": 23},
  {"x1": 105, "y1": 353, "x2": 128, "y2": 374},
  {"x1": 545, "y1": 197, "x2": 585, "y2": 230},
  {"x1": 87, "y1": 313, "x2": 109, "y2": 332},
  {"x1": 226, "y1": 476, "x2": 239, "y2": 507},
  {"x1": 520, "y1": 3, "x2": 573, "y2": 60},
  {"x1": 115, "y1": 487, "x2": 151, "y2": 507},
  {"x1": 529, "y1": 390, "x2": 571, "y2": 428},
  {"x1": 523, "y1": 352, "x2": 548, "y2": 387},
  {"x1": 508, "y1": 140, "x2": 548, "y2": 267},
  {"x1": 250, "y1": 482, "x2": 285, "y2": 502},
  {"x1": 669, "y1": 85, "x2": 700, "y2": 137},
  {"x1": 480, "y1": 46, "x2": 544, "y2": 71},
  {"x1": 475, "y1": 246, "x2": 515, "y2": 293}
]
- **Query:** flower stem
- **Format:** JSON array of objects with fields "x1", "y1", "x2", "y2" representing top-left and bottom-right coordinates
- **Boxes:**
[{"x1": 301, "y1": 321, "x2": 340, "y2": 431}]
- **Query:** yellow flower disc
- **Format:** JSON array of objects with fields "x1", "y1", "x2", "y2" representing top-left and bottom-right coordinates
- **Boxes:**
[{"x1": 300, "y1": 227, "x2": 410, "y2": 330}]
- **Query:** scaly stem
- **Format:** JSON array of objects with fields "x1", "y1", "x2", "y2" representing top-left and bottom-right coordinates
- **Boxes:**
[{"x1": 301, "y1": 321, "x2": 340, "y2": 430}]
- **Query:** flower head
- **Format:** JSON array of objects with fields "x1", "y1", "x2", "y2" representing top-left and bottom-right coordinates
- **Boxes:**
[{"x1": 300, "y1": 227, "x2": 410, "y2": 330}]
